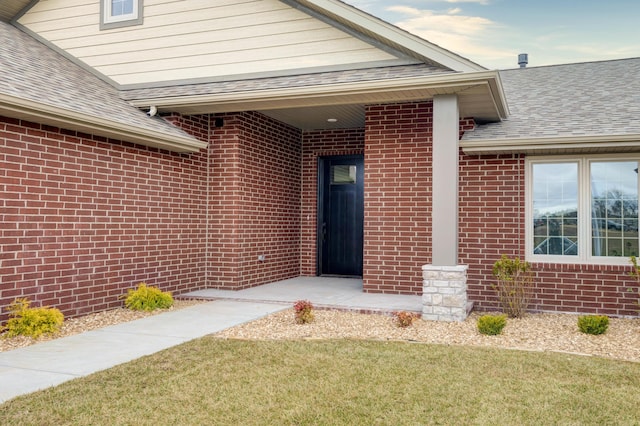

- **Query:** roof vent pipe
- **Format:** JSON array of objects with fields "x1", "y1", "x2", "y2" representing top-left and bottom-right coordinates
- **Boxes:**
[{"x1": 518, "y1": 53, "x2": 528, "y2": 68}]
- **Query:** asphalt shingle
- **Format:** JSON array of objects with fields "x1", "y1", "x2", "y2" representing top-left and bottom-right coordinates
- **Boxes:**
[
  {"x1": 463, "y1": 58, "x2": 640, "y2": 141},
  {"x1": 120, "y1": 63, "x2": 452, "y2": 101},
  {"x1": 0, "y1": 22, "x2": 197, "y2": 142}
]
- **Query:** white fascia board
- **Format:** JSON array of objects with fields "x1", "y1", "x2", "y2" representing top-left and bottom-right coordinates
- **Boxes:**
[
  {"x1": 461, "y1": 134, "x2": 640, "y2": 155},
  {"x1": 292, "y1": 0, "x2": 486, "y2": 73},
  {"x1": 0, "y1": 94, "x2": 207, "y2": 153},
  {"x1": 130, "y1": 70, "x2": 506, "y2": 117}
]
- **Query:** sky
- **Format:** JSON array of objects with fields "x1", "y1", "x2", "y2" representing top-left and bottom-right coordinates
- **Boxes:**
[{"x1": 343, "y1": 0, "x2": 640, "y2": 70}]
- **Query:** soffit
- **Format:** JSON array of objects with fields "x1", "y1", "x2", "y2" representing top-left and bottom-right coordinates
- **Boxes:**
[
  {"x1": 259, "y1": 83, "x2": 499, "y2": 130},
  {"x1": 128, "y1": 70, "x2": 507, "y2": 130}
]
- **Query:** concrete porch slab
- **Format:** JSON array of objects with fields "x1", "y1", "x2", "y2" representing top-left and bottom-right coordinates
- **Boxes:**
[{"x1": 181, "y1": 277, "x2": 422, "y2": 314}]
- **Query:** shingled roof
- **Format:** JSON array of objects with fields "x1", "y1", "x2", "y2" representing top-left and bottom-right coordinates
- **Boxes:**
[
  {"x1": 0, "y1": 22, "x2": 205, "y2": 153},
  {"x1": 120, "y1": 63, "x2": 452, "y2": 101},
  {"x1": 462, "y1": 58, "x2": 640, "y2": 151}
]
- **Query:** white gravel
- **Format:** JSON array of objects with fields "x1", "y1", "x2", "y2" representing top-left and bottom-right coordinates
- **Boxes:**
[
  {"x1": 2, "y1": 303, "x2": 639, "y2": 363},
  {"x1": 215, "y1": 309, "x2": 640, "y2": 363}
]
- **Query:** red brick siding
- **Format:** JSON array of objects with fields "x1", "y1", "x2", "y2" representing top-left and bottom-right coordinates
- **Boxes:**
[
  {"x1": 0, "y1": 115, "x2": 209, "y2": 320},
  {"x1": 459, "y1": 151, "x2": 639, "y2": 317},
  {"x1": 208, "y1": 112, "x2": 302, "y2": 289},
  {"x1": 458, "y1": 153, "x2": 525, "y2": 308},
  {"x1": 363, "y1": 102, "x2": 433, "y2": 294},
  {"x1": 300, "y1": 129, "x2": 365, "y2": 276}
]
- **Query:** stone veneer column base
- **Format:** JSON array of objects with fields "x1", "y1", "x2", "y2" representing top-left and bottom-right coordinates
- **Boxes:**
[{"x1": 422, "y1": 264, "x2": 471, "y2": 322}]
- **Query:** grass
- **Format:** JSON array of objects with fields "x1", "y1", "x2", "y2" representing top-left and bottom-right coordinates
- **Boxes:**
[{"x1": 1, "y1": 338, "x2": 639, "y2": 425}]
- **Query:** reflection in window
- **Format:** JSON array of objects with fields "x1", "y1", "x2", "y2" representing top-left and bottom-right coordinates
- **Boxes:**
[
  {"x1": 591, "y1": 161, "x2": 639, "y2": 257},
  {"x1": 331, "y1": 165, "x2": 357, "y2": 185},
  {"x1": 532, "y1": 163, "x2": 578, "y2": 255}
]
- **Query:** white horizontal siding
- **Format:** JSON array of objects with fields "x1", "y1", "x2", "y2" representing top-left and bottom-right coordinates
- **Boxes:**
[
  {"x1": 104, "y1": 45, "x2": 388, "y2": 85},
  {"x1": 19, "y1": 0, "x2": 397, "y2": 86}
]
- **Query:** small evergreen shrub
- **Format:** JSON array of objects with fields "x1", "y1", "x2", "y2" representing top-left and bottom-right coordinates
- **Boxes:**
[
  {"x1": 2, "y1": 298, "x2": 64, "y2": 338},
  {"x1": 477, "y1": 314, "x2": 507, "y2": 336},
  {"x1": 577, "y1": 315, "x2": 609, "y2": 335},
  {"x1": 293, "y1": 300, "x2": 314, "y2": 324},
  {"x1": 628, "y1": 256, "x2": 640, "y2": 309},
  {"x1": 124, "y1": 283, "x2": 174, "y2": 311},
  {"x1": 492, "y1": 254, "x2": 534, "y2": 318},
  {"x1": 394, "y1": 311, "x2": 419, "y2": 328}
]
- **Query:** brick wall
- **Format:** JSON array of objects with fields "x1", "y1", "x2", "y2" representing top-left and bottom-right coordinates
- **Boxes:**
[
  {"x1": 0, "y1": 115, "x2": 209, "y2": 320},
  {"x1": 458, "y1": 153, "x2": 525, "y2": 308},
  {"x1": 363, "y1": 102, "x2": 433, "y2": 294},
  {"x1": 300, "y1": 128, "x2": 365, "y2": 275},
  {"x1": 459, "y1": 151, "x2": 639, "y2": 317},
  {"x1": 3, "y1": 106, "x2": 637, "y2": 320},
  {"x1": 208, "y1": 112, "x2": 302, "y2": 289}
]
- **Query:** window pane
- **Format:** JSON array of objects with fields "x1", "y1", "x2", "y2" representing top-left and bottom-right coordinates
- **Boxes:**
[
  {"x1": 532, "y1": 163, "x2": 579, "y2": 255},
  {"x1": 591, "y1": 161, "x2": 639, "y2": 257},
  {"x1": 111, "y1": 0, "x2": 134, "y2": 16},
  {"x1": 331, "y1": 165, "x2": 356, "y2": 185}
]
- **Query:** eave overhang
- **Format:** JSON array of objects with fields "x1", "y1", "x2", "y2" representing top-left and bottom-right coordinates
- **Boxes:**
[
  {"x1": 288, "y1": 0, "x2": 486, "y2": 73},
  {"x1": 0, "y1": 94, "x2": 207, "y2": 153},
  {"x1": 461, "y1": 134, "x2": 640, "y2": 156},
  {"x1": 129, "y1": 70, "x2": 508, "y2": 122}
]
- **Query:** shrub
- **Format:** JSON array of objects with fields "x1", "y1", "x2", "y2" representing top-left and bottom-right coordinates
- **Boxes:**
[
  {"x1": 492, "y1": 254, "x2": 534, "y2": 318},
  {"x1": 2, "y1": 298, "x2": 64, "y2": 338},
  {"x1": 293, "y1": 300, "x2": 314, "y2": 324},
  {"x1": 628, "y1": 256, "x2": 640, "y2": 308},
  {"x1": 394, "y1": 311, "x2": 419, "y2": 328},
  {"x1": 124, "y1": 283, "x2": 174, "y2": 311},
  {"x1": 477, "y1": 314, "x2": 507, "y2": 336},
  {"x1": 577, "y1": 315, "x2": 609, "y2": 335}
]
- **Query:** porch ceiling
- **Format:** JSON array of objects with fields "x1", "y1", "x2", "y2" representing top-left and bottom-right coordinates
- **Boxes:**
[{"x1": 129, "y1": 71, "x2": 507, "y2": 130}]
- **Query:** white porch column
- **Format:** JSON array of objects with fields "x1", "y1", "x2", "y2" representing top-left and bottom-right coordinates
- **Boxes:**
[
  {"x1": 423, "y1": 94, "x2": 470, "y2": 321},
  {"x1": 432, "y1": 94, "x2": 459, "y2": 266}
]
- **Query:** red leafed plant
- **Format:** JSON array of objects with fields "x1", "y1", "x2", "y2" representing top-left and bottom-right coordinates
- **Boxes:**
[
  {"x1": 293, "y1": 300, "x2": 314, "y2": 324},
  {"x1": 393, "y1": 311, "x2": 419, "y2": 328}
]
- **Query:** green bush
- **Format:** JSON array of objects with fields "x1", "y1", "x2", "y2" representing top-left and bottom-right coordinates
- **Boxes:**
[
  {"x1": 124, "y1": 283, "x2": 174, "y2": 311},
  {"x1": 293, "y1": 300, "x2": 314, "y2": 324},
  {"x1": 492, "y1": 254, "x2": 534, "y2": 318},
  {"x1": 577, "y1": 315, "x2": 609, "y2": 335},
  {"x1": 628, "y1": 256, "x2": 640, "y2": 309},
  {"x1": 477, "y1": 314, "x2": 507, "y2": 336},
  {"x1": 2, "y1": 298, "x2": 64, "y2": 338}
]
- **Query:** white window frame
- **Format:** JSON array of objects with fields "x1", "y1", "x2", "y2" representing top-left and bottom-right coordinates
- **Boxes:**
[
  {"x1": 100, "y1": 0, "x2": 143, "y2": 30},
  {"x1": 526, "y1": 154, "x2": 640, "y2": 265}
]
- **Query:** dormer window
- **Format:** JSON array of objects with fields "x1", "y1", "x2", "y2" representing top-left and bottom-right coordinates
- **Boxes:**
[{"x1": 101, "y1": 0, "x2": 143, "y2": 30}]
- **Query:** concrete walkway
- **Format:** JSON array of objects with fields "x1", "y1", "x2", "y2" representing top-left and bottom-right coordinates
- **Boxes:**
[{"x1": 0, "y1": 277, "x2": 422, "y2": 404}]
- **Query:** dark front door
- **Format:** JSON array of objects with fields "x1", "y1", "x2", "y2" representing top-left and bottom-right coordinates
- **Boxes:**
[{"x1": 318, "y1": 155, "x2": 364, "y2": 276}]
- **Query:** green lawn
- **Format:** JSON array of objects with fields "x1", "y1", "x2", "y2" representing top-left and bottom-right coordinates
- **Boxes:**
[{"x1": 2, "y1": 338, "x2": 639, "y2": 425}]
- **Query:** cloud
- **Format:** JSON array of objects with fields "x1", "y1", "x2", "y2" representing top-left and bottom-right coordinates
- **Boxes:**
[
  {"x1": 387, "y1": 5, "x2": 514, "y2": 66},
  {"x1": 445, "y1": 0, "x2": 490, "y2": 4}
]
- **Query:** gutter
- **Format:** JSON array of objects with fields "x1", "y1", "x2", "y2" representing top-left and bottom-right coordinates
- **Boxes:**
[
  {"x1": 0, "y1": 94, "x2": 206, "y2": 153},
  {"x1": 128, "y1": 70, "x2": 508, "y2": 120},
  {"x1": 461, "y1": 134, "x2": 640, "y2": 155}
]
